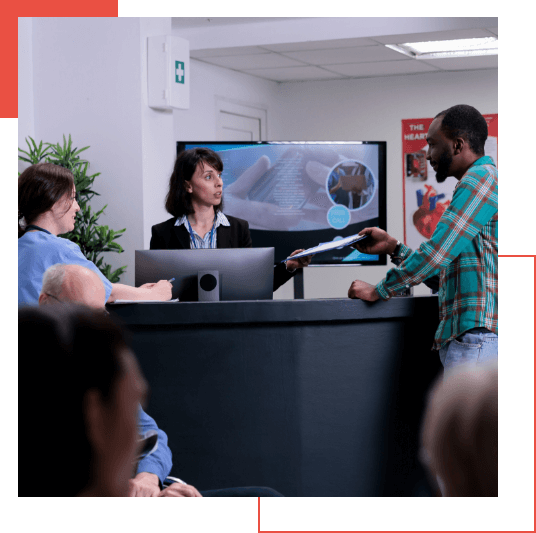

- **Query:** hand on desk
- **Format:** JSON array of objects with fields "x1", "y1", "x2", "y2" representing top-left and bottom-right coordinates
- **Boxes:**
[
  {"x1": 286, "y1": 249, "x2": 313, "y2": 271},
  {"x1": 128, "y1": 472, "x2": 161, "y2": 497},
  {"x1": 128, "y1": 472, "x2": 203, "y2": 497},
  {"x1": 145, "y1": 280, "x2": 173, "y2": 300},
  {"x1": 348, "y1": 280, "x2": 380, "y2": 302},
  {"x1": 159, "y1": 483, "x2": 203, "y2": 497}
]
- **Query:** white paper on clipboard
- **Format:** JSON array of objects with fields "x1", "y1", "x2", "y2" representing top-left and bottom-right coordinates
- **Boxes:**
[{"x1": 282, "y1": 233, "x2": 368, "y2": 262}]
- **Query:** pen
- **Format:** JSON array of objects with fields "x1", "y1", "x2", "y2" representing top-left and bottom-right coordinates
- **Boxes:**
[{"x1": 168, "y1": 278, "x2": 175, "y2": 282}]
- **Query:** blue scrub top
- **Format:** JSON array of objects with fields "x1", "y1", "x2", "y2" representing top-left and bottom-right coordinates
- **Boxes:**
[{"x1": 18, "y1": 230, "x2": 113, "y2": 306}]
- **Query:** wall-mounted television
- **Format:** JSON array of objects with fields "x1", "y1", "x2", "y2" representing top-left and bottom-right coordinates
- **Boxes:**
[{"x1": 177, "y1": 141, "x2": 387, "y2": 266}]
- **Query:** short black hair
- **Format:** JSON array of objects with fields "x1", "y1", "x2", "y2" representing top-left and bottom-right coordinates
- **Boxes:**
[
  {"x1": 165, "y1": 148, "x2": 224, "y2": 218},
  {"x1": 435, "y1": 104, "x2": 488, "y2": 156}
]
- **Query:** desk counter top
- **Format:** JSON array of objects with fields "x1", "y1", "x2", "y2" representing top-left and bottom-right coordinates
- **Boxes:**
[{"x1": 108, "y1": 295, "x2": 438, "y2": 326}]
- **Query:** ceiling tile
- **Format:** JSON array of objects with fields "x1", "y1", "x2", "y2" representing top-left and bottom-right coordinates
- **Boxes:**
[
  {"x1": 246, "y1": 66, "x2": 346, "y2": 82},
  {"x1": 262, "y1": 37, "x2": 379, "y2": 52},
  {"x1": 372, "y1": 28, "x2": 496, "y2": 45},
  {"x1": 283, "y1": 45, "x2": 406, "y2": 65},
  {"x1": 324, "y1": 60, "x2": 439, "y2": 77},
  {"x1": 200, "y1": 53, "x2": 306, "y2": 70},
  {"x1": 421, "y1": 55, "x2": 498, "y2": 71}
]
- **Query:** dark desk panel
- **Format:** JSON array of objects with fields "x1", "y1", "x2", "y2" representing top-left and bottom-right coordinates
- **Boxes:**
[{"x1": 109, "y1": 296, "x2": 441, "y2": 496}]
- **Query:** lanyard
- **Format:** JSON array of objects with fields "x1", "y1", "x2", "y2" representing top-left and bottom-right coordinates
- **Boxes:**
[
  {"x1": 186, "y1": 216, "x2": 217, "y2": 249},
  {"x1": 25, "y1": 224, "x2": 53, "y2": 235}
]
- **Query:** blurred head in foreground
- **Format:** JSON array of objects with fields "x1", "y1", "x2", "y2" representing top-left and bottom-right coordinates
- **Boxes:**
[
  {"x1": 421, "y1": 362, "x2": 498, "y2": 497},
  {"x1": 19, "y1": 305, "x2": 148, "y2": 496}
]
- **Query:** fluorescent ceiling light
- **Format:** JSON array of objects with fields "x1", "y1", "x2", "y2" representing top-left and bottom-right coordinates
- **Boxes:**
[{"x1": 386, "y1": 37, "x2": 498, "y2": 59}]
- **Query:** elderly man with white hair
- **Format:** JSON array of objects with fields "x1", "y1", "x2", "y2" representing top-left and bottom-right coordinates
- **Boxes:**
[{"x1": 39, "y1": 263, "x2": 107, "y2": 310}]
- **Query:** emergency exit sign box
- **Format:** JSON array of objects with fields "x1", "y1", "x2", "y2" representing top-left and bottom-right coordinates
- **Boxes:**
[{"x1": 148, "y1": 35, "x2": 190, "y2": 110}]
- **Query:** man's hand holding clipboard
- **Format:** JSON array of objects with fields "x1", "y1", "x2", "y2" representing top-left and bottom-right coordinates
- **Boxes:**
[{"x1": 282, "y1": 233, "x2": 369, "y2": 263}]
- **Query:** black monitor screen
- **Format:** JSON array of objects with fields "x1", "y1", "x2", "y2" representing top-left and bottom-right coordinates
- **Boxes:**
[{"x1": 177, "y1": 141, "x2": 387, "y2": 266}]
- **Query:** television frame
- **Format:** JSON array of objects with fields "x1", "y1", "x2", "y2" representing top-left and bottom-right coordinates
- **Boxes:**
[{"x1": 177, "y1": 141, "x2": 387, "y2": 267}]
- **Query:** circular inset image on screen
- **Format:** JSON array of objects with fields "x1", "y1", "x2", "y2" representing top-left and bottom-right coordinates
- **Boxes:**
[{"x1": 326, "y1": 160, "x2": 376, "y2": 211}]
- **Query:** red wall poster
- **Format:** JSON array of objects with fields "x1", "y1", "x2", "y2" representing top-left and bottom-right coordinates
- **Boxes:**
[{"x1": 402, "y1": 114, "x2": 498, "y2": 249}]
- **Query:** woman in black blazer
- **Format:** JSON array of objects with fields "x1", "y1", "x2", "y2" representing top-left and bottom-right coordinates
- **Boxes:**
[{"x1": 150, "y1": 148, "x2": 311, "y2": 292}]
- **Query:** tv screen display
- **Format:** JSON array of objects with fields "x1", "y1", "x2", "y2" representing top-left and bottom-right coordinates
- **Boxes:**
[{"x1": 177, "y1": 141, "x2": 386, "y2": 266}]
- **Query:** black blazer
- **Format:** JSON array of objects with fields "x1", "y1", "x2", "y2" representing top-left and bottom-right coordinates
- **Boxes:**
[{"x1": 150, "y1": 215, "x2": 294, "y2": 292}]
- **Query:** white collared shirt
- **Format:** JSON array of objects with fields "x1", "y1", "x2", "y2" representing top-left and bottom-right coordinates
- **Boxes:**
[{"x1": 175, "y1": 211, "x2": 230, "y2": 249}]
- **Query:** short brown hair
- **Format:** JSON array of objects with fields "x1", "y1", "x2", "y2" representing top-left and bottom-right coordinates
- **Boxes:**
[
  {"x1": 165, "y1": 148, "x2": 224, "y2": 218},
  {"x1": 18, "y1": 163, "x2": 75, "y2": 238}
]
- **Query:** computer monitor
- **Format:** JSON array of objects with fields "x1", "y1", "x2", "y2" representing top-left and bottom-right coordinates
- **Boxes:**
[
  {"x1": 177, "y1": 141, "x2": 387, "y2": 266},
  {"x1": 135, "y1": 248, "x2": 274, "y2": 301}
]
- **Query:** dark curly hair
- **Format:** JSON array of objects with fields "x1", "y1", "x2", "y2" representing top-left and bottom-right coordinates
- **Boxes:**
[
  {"x1": 165, "y1": 148, "x2": 224, "y2": 218},
  {"x1": 435, "y1": 105, "x2": 488, "y2": 156}
]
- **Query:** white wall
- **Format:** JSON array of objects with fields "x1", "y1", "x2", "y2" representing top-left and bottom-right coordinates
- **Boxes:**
[{"x1": 20, "y1": 17, "x2": 497, "y2": 298}]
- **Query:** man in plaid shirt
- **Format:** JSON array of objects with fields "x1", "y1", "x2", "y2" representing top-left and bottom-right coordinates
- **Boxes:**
[{"x1": 348, "y1": 105, "x2": 498, "y2": 372}]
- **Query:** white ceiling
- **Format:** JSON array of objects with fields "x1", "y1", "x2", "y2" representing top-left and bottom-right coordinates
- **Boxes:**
[{"x1": 172, "y1": 18, "x2": 498, "y2": 83}]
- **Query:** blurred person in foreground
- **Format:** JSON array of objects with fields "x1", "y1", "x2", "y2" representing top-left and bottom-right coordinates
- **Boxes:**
[
  {"x1": 347, "y1": 105, "x2": 498, "y2": 373},
  {"x1": 19, "y1": 304, "x2": 146, "y2": 496},
  {"x1": 37, "y1": 263, "x2": 282, "y2": 497},
  {"x1": 420, "y1": 362, "x2": 498, "y2": 497}
]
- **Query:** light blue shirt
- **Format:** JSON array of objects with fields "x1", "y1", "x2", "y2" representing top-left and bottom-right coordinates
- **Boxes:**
[
  {"x1": 175, "y1": 211, "x2": 230, "y2": 249},
  {"x1": 18, "y1": 230, "x2": 113, "y2": 305}
]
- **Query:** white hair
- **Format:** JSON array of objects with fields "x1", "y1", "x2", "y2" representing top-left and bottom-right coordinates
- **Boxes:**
[{"x1": 40, "y1": 264, "x2": 67, "y2": 297}]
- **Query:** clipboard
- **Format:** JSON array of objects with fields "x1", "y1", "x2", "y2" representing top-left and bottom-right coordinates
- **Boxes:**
[{"x1": 282, "y1": 233, "x2": 368, "y2": 262}]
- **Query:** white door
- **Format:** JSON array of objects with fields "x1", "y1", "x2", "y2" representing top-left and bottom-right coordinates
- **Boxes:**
[
  {"x1": 216, "y1": 98, "x2": 267, "y2": 141},
  {"x1": 219, "y1": 111, "x2": 261, "y2": 141}
]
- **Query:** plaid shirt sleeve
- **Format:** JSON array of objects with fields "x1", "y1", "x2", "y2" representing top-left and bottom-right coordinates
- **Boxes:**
[{"x1": 376, "y1": 165, "x2": 498, "y2": 300}]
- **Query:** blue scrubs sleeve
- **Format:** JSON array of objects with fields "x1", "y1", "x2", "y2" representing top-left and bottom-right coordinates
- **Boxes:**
[{"x1": 19, "y1": 232, "x2": 113, "y2": 306}]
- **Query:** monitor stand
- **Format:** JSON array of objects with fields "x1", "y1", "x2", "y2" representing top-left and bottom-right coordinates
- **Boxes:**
[{"x1": 293, "y1": 270, "x2": 304, "y2": 300}]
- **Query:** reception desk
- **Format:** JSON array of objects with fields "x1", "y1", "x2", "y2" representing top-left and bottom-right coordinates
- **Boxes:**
[{"x1": 109, "y1": 296, "x2": 441, "y2": 497}]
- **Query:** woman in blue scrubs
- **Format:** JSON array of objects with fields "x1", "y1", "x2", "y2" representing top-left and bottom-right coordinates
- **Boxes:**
[{"x1": 18, "y1": 163, "x2": 172, "y2": 305}]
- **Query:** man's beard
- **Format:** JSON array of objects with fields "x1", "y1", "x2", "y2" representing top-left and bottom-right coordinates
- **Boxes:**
[{"x1": 435, "y1": 151, "x2": 452, "y2": 183}]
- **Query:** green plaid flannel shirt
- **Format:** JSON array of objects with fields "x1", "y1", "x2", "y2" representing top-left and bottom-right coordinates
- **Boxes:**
[{"x1": 376, "y1": 156, "x2": 498, "y2": 350}]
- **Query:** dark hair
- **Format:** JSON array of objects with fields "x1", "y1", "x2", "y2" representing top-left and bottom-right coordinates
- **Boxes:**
[
  {"x1": 435, "y1": 104, "x2": 488, "y2": 156},
  {"x1": 18, "y1": 304, "x2": 133, "y2": 496},
  {"x1": 18, "y1": 163, "x2": 75, "y2": 238},
  {"x1": 165, "y1": 148, "x2": 224, "y2": 218}
]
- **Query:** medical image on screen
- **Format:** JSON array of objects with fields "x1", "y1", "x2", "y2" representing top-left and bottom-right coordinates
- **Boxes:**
[{"x1": 179, "y1": 142, "x2": 386, "y2": 265}]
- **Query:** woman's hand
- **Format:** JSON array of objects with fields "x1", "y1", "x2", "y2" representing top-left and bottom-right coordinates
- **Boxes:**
[
  {"x1": 286, "y1": 249, "x2": 313, "y2": 271},
  {"x1": 148, "y1": 280, "x2": 173, "y2": 301}
]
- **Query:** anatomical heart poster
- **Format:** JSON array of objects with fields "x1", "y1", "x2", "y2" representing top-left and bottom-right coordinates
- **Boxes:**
[{"x1": 402, "y1": 114, "x2": 498, "y2": 249}]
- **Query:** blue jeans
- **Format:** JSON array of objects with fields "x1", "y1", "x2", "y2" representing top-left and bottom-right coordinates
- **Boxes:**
[{"x1": 439, "y1": 327, "x2": 498, "y2": 374}]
